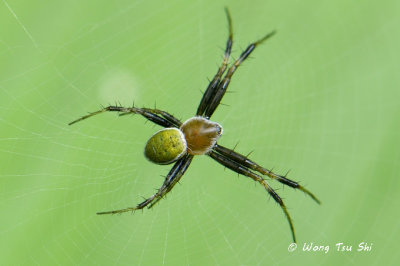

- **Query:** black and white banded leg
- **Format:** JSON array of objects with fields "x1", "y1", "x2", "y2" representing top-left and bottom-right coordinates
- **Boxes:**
[
  {"x1": 214, "y1": 144, "x2": 321, "y2": 204},
  {"x1": 197, "y1": 7, "x2": 233, "y2": 117},
  {"x1": 69, "y1": 105, "x2": 182, "y2": 128},
  {"x1": 208, "y1": 150, "x2": 296, "y2": 242},
  {"x1": 209, "y1": 145, "x2": 320, "y2": 243},
  {"x1": 97, "y1": 154, "x2": 194, "y2": 215},
  {"x1": 204, "y1": 31, "x2": 275, "y2": 118},
  {"x1": 197, "y1": 8, "x2": 276, "y2": 119}
]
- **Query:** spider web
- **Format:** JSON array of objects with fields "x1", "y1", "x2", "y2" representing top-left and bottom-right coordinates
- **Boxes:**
[{"x1": 1, "y1": 0, "x2": 399, "y2": 265}]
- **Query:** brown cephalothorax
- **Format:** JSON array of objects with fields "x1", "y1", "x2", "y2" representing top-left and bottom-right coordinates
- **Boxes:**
[{"x1": 180, "y1": 117, "x2": 222, "y2": 155}]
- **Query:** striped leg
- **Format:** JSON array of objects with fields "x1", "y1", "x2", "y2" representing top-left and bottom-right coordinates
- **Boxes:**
[
  {"x1": 97, "y1": 154, "x2": 194, "y2": 215},
  {"x1": 208, "y1": 150, "x2": 296, "y2": 243},
  {"x1": 69, "y1": 105, "x2": 181, "y2": 128}
]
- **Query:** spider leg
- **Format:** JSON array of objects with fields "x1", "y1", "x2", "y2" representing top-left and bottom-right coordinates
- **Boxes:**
[
  {"x1": 69, "y1": 105, "x2": 181, "y2": 128},
  {"x1": 97, "y1": 154, "x2": 194, "y2": 215},
  {"x1": 204, "y1": 31, "x2": 276, "y2": 118},
  {"x1": 208, "y1": 150, "x2": 296, "y2": 242},
  {"x1": 196, "y1": 7, "x2": 233, "y2": 117},
  {"x1": 214, "y1": 144, "x2": 320, "y2": 204}
]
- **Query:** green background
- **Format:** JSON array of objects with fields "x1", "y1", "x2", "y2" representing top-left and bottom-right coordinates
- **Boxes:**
[{"x1": 1, "y1": 0, "x2": 399, "y2": 265}]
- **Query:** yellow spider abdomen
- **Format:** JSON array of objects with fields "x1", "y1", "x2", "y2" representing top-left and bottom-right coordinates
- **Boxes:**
[{"x1": 144, "y1": 128, "x2": 187, "y2": 165}]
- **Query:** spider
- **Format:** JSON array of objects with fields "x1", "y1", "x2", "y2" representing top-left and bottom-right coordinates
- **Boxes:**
[{"x1": 69, "y1": 8, "x2": 320, "y2": 243}]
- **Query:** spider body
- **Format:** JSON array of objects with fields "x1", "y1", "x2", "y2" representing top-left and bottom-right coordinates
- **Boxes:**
[
  {"x1": 144, "y1": 117, "x2": 222, "y2": 163},
  {"x1": 69, "y1": 8, "x2": 320, "y2": 243}
]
